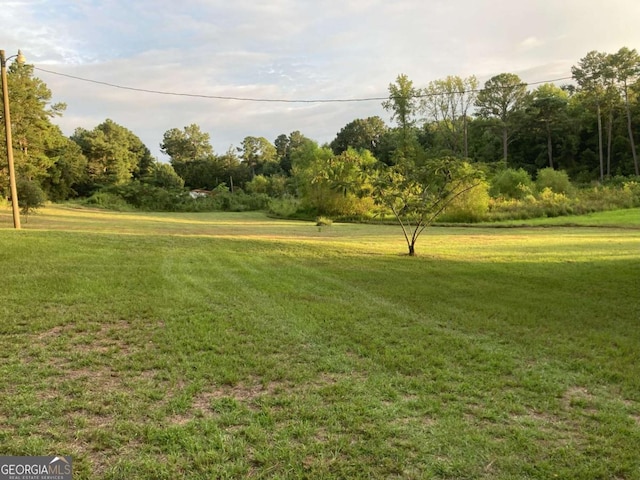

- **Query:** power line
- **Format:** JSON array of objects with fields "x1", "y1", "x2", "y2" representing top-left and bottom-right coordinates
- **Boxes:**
[
  {"x1": 34, "y1": 66, "x2": 386, "y2": 103},
  {"x1": 34, "y1": 65, "x2": 573, "y2": 104}
]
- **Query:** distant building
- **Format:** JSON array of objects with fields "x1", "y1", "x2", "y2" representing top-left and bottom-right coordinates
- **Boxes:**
[{"x1": 189, "y1": 189, "x2": 212, "y2": 199}]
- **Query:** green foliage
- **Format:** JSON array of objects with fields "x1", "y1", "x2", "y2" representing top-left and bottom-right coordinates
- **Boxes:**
[
  {"x1": 373, "y1": 156, "x2": 485, "y2": 255},
  {"x1": 42, "y1": 134, "x2": 88, "y2": 201},
  {"x1": 83, "y1": 182, "x2": 272, "y2": 213},
  {"x1": 535, "y1": 167, "x2": 572, "y2": 194},
  {"x1": 420, "y1": 75, "x2": 478, "y2": 157},
  {"x1": 238, "y1": 136, "x2": 278, "y2": 176},
  {"x1": 0, "y1": 62, "x2": 68, "y2": 192},
  {"x1": 102, "y1": 182, "x2": 182, "y2": 211},
  {"x1": 330, "y1": 116, "x2": 388, "y2": 155},
  {"x1": 487, "y1": 180, "x2": 640, "y2": 221},
  {"x1": 160, "y1": 124, "x2": 214, "y2": 163},
  {"x1": 382, "y1": 74, "x2": 418, "y2": 131},
  {"x1": 622, "y1": 180, "x2": 640, "y2": 204},
  {"x1": 244, "y1": 173, "x2": 290, "y2": 198},
  {"x1": 71, "y1": 119, "x2": 152, "y2": 187},
  {"x1": 438, "y1": 180, "x2": 490, "y2": 223},
  {"x1": 267, "y1": 196, "x2": 300, "y2": 217},
  {"x1": 315, "y1": 216, "x2": 333, "y2": 226},
  {"x1": 292, "y1": 145, "x2": 376, "y2": 217},
  {"x1": 16, "y1": 177, "x2": 46, "y2": 218},
  {"x1": 536, "y1": 188, "x2": 573, "y2": 216},
  {"x1": 475, "y1": 73, "x2": 528, "y2": 165},
  {"x1": 490, "y1": 168, "x2": 534, "y2": 199},
  {"x1": 244, "y1": 174, "x2": 269, "y2": 194},
  {"x1": 143, "y1": 162, "x2": 184, "y2": 190},
  {"x1": 84, "y1": 191, "x2": 133, "y2": 211}
]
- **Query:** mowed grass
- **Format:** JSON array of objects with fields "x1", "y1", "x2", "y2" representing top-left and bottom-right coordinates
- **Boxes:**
[{"x1": 0, "y1": 206, "x2": 639, "y2": 479}]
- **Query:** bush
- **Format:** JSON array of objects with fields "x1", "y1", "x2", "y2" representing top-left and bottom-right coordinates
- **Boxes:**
[
  {"x1": 536, "y1": 168, "x2": 572, "y2": 194},
  {"x1": 17, "y1": 178, "x2": 47, "y2": 218},
  {"x1": 622, "y1": 180, "x2": 640, "y2": 206},
  {"x1": 84, "y1": 192, "x2": 133, "y2": 211},
  {"x1": 537, "y1": 187, "x2": 573, "y2": 217},
  {"x1": 438, "y1": 180, "x2": 490, "y2": 223},
  {"x1": 268, "y1": 196, "x2": 301, "y2": 217},
  {"x1": 490, "y1": 168, "x2": 533, "y2": 199},
  {"x1": 316, "y1": 216, "x2": 333, "y2": 226},
  {"x1": 105, "y1": 182, "x2": 182, "y2": 210}
]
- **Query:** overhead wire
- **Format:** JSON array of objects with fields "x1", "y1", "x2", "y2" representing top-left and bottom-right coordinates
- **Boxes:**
[{"x1": 34, "y1": 65, "x2": 574, "y2": 104}]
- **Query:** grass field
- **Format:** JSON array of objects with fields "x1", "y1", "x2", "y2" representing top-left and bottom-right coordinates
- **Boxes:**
[{"x1": 1, "y1": 206, "x2": 639, "y2": 479}]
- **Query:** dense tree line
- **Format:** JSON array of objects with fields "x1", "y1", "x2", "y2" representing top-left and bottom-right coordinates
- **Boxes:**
[{"x1": 1, "y1": 46, "x2": 639, "y2": 221}]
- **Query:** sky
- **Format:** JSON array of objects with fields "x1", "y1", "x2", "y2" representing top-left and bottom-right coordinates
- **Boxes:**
[{"x1": 1, "y1": 0, "x2": 640, "y2": 161}]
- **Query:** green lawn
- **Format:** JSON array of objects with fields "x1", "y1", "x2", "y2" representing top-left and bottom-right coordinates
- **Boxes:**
[{"x1": 1, "y1": 206, "x2": 639, "y2": 479}]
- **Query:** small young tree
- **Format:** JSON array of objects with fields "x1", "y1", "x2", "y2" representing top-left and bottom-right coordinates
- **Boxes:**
[
  {"x1": 380, "y1": 74, "x2": 483, "y2": 255},
  {"x1": 373, "y1": 157, "x2": 483, "y2": 256},
  {"x1": 17, "y1": 178, "x2": 46, "y2": 221}
]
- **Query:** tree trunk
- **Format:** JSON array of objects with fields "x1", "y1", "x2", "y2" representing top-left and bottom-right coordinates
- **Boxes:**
[
  {"x1": 606, "y1": 112, "x2": 613, "y2": 178},
  {"x1": 625, "y1": 98, "x2": 639, "y2": 175},
  {"x1": 502, "y1": 126, "x2": 508, "y2": 166},
  {"x1": 408, "y1": 243, "x2": 416, "y2": 256},
  {"x1": 463, "y1": 115, "x2": 469, "y2": 158},
  {"x1": 597, "y1": 103, "x2": 604, "y2": 182},
  {"x1": 546, "y1": 122, "x2": 553, "y2": 169}
]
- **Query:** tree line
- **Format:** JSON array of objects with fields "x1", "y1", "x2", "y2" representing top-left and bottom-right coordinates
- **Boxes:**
[{"x1": 1, "y1": 47, "x2": 639, "y2": 218}]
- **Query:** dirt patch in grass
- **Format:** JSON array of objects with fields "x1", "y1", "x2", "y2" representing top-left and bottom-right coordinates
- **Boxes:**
[
  {"x1": 197, "y1": 379, "x2": 284, "y2": 408},
  {"x1": 561, "y1": 386, "x2": 598, "y2": 414}
]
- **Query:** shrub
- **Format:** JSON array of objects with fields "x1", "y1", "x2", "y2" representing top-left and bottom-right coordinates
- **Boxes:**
[
  {"x1": 316, "y1": 216, "x2": 333, "y2": 226},
  {"x1": 536, "y1": 168, "x2": 572, "y2": 194},
  {"x1": 105, "y1": 182, "x2": 181, "y2": 210},
  {"x1": 84, "y1": 192, "x2": 133, "y2": 211},
  {"x1": 490, "y1": 168, "x2": 533, "y2": 199},
  {"x1": 623, "y1": 181, "x2": 640, "y2": 206},
  {"x1": 537, "y1": 187, "x2": 572, "y2": 217},
  {"x1": 438, "y1": 180, "x2": 490, "y2": 223},
  {"x1": 17, "y1": 178, "x2": 47, "y2": 218},
  {"x1": 268, "y1": 196, "x2": 300, "y2": 217}
]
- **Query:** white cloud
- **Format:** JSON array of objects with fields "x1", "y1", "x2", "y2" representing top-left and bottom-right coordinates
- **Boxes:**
[{"x1": 519, "y1": 37, "x2": 543, "y2": 50}]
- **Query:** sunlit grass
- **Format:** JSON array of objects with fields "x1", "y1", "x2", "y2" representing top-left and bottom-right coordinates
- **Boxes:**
[{"x1": 0, "y1": 205, "x2": 639, "y2": 479}]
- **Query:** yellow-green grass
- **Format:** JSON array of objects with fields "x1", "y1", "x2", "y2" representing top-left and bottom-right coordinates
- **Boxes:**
[
  {"x1": 0, "y1": 206, "x2": 639, "y2": 479},
  {"x1": 485, "y1": 207, "x2": 640, "y2": 228}
]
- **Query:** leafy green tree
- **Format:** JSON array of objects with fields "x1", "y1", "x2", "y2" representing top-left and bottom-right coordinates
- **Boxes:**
[
  {"x1": 572, "y1": 51, "x2": 612, "y2": 180},
  {"x1": 143, "y1": 161, "x2": 185, "y2": 190},
  {"x1": 160, "y1": 124, "x2": 215, "y2": 185},
  {"x1": 373, "y1": 157, "x2": 483, "y2": 256},
  {"x1": 71, "y1": 119, "x2": 153, "y2": 187},
  {"x1": 0, "y1": 59, "x2": 67, "y2": 193},
  {"x1": 238, "y1": 136, "x2": 278, "y2": 176},
  {"x1": 291, "y1": 143, "x2": 376, "y2": 216},
  {"x1": 610, "y1": 47, "x2": 640, "y2": 174},
  {"x1": 274, "y1": 131, "x2": 314, "y2": 174},
  {"x1": 16, "y1": 177, "x2": 46, "y2": 219},
  {"x1": 160, "y1": 124, "x2": 214, "y2": 163},
  {"x1": 330, "y1": 116, "x2": 388, "y2": 155},
  {"x1": 382, "y1": 74, "x2": 422, "y2": 161},
  {"x1": 475, "y1": 73, "x2": 528, "y2": 166},
  {"x1": 420, "y1": 75, "x2": 478, "y2": 157},
  {"x1": 526, "y1": 84, "x2": 570, "y2": 169},
  {"x1": 42, "y1": 132, "x2": 88, "y2": 200},
  {"x1": 379, "y1": 76, "x2": 483, "y2": 255}
]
